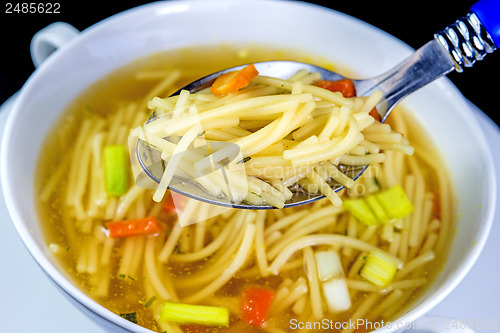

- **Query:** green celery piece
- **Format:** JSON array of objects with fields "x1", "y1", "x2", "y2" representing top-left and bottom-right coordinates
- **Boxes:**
[
  {"x1": 160, "y1": 301, "x2": 229, "y2": 327},
  {"x1": 360, "y1": 250, "x2": 398, "y2": 287},
  {"x1": 343, "y1": 198, "x2": 378, "y2": 226},
  {"x1": 375, "y1": 185, "x2": 414, "y2": 220},
  {"x1": 104, "y1": 145, "x2": 128, "y2": 196},
  {"x1": 365, "y1": 195, "x2": 389, "y2": 223}
]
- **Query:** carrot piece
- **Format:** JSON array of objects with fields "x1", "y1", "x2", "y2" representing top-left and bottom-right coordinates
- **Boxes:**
[
  {"x1": 210, "y1": 64, "x2": 259, "y2": 96},
  {"x1": 431, "y1": 189, "x2": 441, "y2": 220},
  {"x1": 315, "y1": 79, "x2": 383, "y2": 121},
  {"x1": 369, "y1": 107, "x2": 382, "y2": 122},
  {"x1": 163, "y1": 195, "x2": 177, "y2": 214},
  {"x1": 241, "y1": 286, "x2": 275, "y2": 327},
  {"x1": 106, "y1": 216, "x2": 163, "y2": 238},
  {"x1": 315, "y1": 78, "x2": 383, "y2": 122},
  {"x1": 314, "y1": 79, "x2": 357, "y2": 98},
  {"x1": 163, "y1": 192, "x2": 185, "y2": 214}
]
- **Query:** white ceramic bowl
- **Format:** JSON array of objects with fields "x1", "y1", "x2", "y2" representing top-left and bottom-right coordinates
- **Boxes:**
[{"x1": 1, "y1": 1, "x2": 496, "y2": 332}]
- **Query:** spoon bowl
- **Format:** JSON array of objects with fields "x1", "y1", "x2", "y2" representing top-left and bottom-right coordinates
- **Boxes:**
[
  {"x1": 137, "y1": 3, "x2": 498, "y2": 209},
  {"x1": 136, "y1": 61, "x2": 368, "y2": 209}
]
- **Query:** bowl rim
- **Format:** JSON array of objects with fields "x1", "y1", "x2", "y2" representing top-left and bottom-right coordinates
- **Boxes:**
[{"x1": 1, "y1": 0, "x2": 496, "y2": 332}]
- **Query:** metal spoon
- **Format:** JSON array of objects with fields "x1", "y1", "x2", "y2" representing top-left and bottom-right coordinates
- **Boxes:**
[{"x1": 136, "y1": 2, "x2": 498, "y2": 209}]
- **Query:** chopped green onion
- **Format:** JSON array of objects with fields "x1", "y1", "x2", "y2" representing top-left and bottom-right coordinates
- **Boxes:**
[
  {"x1": 360, "y1": 250, "x2": 398, "y2": 286},
  {"x1": 160, "y1": 301, "x2": 229, "y2": 327},
  {"x1": 375, "y1": 185, "x2": 414, "y2": 220},
  {"x1": 343, "y1": 185, "x2": 413, "y2": 225},
  {"x1": 315, "y1": 251, "x2": 344, "y2": 281},
  {"x1": 104, "y1": 145, "x2": 128, "y2": 196},
  {"x1": 322, "y1": 278, "x2": 351, "y2": 313},
  {"x1": 120, "y1": 312, "x2": 137, "y2": 324},
  {"x1": 237, "y1": 156, "x2": 252, "y2": 164},
  {"x1": 144, "y1": 295, "x2": 157, "y2": 309}
]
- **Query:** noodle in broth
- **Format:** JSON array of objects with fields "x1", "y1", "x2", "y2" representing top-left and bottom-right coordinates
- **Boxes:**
[{"x1": 36, "y1": 45, "x2": 453, "y2": 333}]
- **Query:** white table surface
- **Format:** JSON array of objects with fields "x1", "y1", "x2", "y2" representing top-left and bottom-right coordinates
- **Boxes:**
[{"x1": 0, "y1": 94, "x2": 498, "y2": 333}]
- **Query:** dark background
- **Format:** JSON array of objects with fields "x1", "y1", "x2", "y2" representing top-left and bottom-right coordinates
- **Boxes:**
[{"x1": 0, "y1": 0, "x2": 498, "y2": 126}]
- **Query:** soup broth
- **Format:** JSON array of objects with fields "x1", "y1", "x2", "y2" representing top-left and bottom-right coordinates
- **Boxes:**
[{"x1": 36, "y1": 45, "x2": 453, "y2": 333}]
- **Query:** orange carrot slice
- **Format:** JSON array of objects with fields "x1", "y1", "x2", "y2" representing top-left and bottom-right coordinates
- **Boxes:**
[
  {"x1": 210, "y1": 64, "x2": 259, "y2": 96},
  {"x1": 314, "y1": 79, "x2": 357, "y2": 98},
  {"x1": 106, "y1": 216, "x2": 163, "y2": 238},
  {"x1": 240, "y1": 286, "x2": 275, "y2": 327},
  {"x1": 369, "y1": 107, "x2": 382, "y2": 122},
  {"x1": 315, "y1": 79, "x2": 382, "y2": 121}
]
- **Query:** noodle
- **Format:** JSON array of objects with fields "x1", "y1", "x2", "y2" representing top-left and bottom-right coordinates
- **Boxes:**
[
  {"x1": 255, "y1": 210, "x2": 270, "y2": 277},
  {"x1": 341, "y1": 293, "x2": 380, "y2": 333},
  {"x1": 136, "y1": 69, "x2": 412, "y2": 208},
  {"x1": 271, "y1": 278, "x2": 308, "y2": 314},
  {"x1": 396, "y1": 251, "x2": 435, "y2": 279},
  {"x1": 409, "y1": 158, "x2": 425, "y2": 248},
  {"x1": 169, "y1": 217, "x2": 233, "y2": 262},
  {"x1": 303, "y1": 246, "x2": 324, "y2": 319},
  {"x1": 145, "y1": 237, "x2": 174, "y2": 301},
  {"x1": 366, "y1": 289, "x2": 403, "y2": 321},
  {"x1": 268, "y1": 234, "x2": 403, "y2": 275},
  {"x1": 158, "y1": 222, "x2": 183, "y2": 262},
  {"x1": 182, "y1": 223, "x2": 256, "y2": 303}
]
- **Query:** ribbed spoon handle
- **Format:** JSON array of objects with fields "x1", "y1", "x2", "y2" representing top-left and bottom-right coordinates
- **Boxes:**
[{"x1": 435, "y1": 0, "x2": 498, "y2": 72}]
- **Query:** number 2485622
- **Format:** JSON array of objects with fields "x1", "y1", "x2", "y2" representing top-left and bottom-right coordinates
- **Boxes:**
[{"x1": 5, "y1": 3, "x2": 60, "y2": 14}]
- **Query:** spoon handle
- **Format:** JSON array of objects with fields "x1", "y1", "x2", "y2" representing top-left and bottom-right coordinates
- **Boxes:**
[
  {"x1": 471, "y1": 0, "x2": 500, "y2": 48},
  {"x1": 362, "y1": 0, "x2": 498, "y2": 121},
  {"x1": 360, "y1": 40, "x2": 455, "y2": 122},
  {"x1": 436, "y1": 0, "x2": 498, "y2": 72}
]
